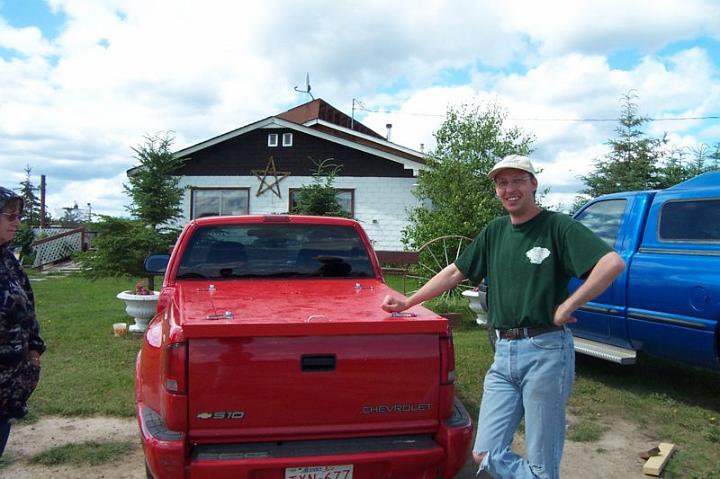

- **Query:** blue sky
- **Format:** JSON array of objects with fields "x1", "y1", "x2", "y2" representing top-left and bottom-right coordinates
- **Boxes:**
[{"x1": 0, "y1": 0, "x2": 718, "y2": 216}]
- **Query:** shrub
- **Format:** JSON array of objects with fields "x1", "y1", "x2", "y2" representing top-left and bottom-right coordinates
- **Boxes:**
[{"x1": 75, "y1": 216, "x2": 179, "y2": 278}]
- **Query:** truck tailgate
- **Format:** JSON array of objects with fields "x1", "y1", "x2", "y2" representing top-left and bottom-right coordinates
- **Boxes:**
[
  {"x1": 179, "y1": 279, "x2": 445, "y2": 441},
  {"x1": 188, "y1": 334, "x2": 440, "y2": 441}
]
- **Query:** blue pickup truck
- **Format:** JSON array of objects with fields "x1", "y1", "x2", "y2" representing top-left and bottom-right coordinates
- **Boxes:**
[{"x1": 569, "y1": 171, "x2": 720, "y2": 370}]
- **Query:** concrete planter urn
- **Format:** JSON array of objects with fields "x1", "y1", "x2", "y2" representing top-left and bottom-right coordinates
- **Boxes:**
[
  {"x1": 116, "y1": 291, "x2": 159, "y2": 333},
  {"x1": 462, "y1": 285, "x2": 488, "y2": 327}
]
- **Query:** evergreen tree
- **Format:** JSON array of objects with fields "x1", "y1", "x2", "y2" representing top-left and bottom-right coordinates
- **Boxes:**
[
  {"x1": 580, "y1": 92, "x2": 668, "y2": 198},
  {"x1": 294, "y1": 158, "x2": 350, "y2": 217},
  {"x1": 18, "y1": 165, "x2": 41, "y2": 226},
  {"x1": 124, "y1": 133, "x2": 186, "y2": 230},
  {"x1": 403, "y1": 101, "x2": 534, "y2": 249}
]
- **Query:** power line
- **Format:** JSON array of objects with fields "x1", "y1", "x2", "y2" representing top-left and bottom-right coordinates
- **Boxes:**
[{"x1": 354, "y1": 104, "x2": 720, "y2": 122}]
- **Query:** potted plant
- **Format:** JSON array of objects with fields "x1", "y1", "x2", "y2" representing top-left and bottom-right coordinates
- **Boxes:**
[
  {"x1": 462, "y1": 282, "x2": 488, "y2": 326},
  {"x1": 116, "y1": 281, "x2": 159, "y2": 333}
]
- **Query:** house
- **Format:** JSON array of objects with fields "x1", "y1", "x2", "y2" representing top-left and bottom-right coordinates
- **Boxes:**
[{"x1": 163, "y1": 99, "x2": 428, "y2": 251}]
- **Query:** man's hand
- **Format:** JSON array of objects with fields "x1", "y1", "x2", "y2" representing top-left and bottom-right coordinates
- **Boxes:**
[
  {"x1": 381, "y1": 295, "x2": 408, "y2": 313},
  {"x1": 553, "y1": 303, "x2": 578, "y2": 327}
]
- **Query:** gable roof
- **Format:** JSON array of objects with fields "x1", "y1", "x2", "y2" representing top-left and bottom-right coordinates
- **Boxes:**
[
  {"x1": 277, "y1": 98, "x2": 384, "y2": 139},
  {"x1": 172, "y1": 98, "x2": 426, "y2": 174},
  {"x1": 129, "y1": 99, "x2": 427, "y2": 176}
]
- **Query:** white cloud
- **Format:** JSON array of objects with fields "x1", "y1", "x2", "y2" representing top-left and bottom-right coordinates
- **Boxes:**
[
  {"x1": 500, "y1": 0, "x2": 720, "y2": 57},
  {"x1": 0, "y1": 0, "x2": 718, "y2": 219}
]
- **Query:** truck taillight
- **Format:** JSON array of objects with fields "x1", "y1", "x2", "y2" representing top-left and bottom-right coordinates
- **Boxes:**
[
  {"x1": 440, "y1": 329, "x2": 456, "y2": 385},
  {"x1": 164, "y1": 342, "x2": 187, "y2": 394},
  {"x1": 439, "y1": 328, "x2": 456, "y2": 419}
]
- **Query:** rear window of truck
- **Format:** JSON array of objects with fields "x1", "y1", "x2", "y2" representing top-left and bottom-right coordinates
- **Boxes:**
[
  {"x1": 176, "y1": 224, "x2": 374, "y2": 279},
  {"x1": 659, "y1": 198, "x2": 720, "y2": 242}
]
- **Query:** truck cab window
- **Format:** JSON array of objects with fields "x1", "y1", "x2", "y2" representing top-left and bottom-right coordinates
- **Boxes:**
[
  {"x1": 659, "y1": 199, "x2": 720, "y2": 242},
  {"x1": 575, "y1": 199, "x2": 627, "y2": 246}
]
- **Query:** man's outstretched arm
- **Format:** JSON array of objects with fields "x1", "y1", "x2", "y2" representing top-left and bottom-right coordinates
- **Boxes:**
[{"x1": 382, "y1": 263, "x2": 467, "y2": 312}]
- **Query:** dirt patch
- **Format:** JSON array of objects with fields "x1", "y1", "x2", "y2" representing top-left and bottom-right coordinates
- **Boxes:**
[
  {"x1": 1, "y1": 416, "x2": 144, "y2": 479},
  {"x1": 457, "y1": 414, "x2": 656, "y2": 478},
  {"x1": 2, "y1": 414, "x2": 657, "y2": 478}
]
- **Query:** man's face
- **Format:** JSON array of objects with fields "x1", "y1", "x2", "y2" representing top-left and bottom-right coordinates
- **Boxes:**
[
  {"x1": 0, "y1": 202, "x2": 22, "y2": 244},
  {"x1": 493, "y1": 169, "x2": 538, "y2": 216}
]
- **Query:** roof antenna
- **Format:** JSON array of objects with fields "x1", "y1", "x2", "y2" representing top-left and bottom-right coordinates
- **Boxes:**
[{"x1": 294, "y1": 72, "x2": 314, "y2": 99}]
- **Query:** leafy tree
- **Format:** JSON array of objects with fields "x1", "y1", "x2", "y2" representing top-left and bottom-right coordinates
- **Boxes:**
[
  {"x1": 294, "y1": 158, "x2": 350, "y2": 217},
  {"x1": 18, "y1": 165, "x2": 41, "y2": 226},
  {"x1": 124, "y1": 133, "x2": 186, "y2": 230},
  {"x1": 580, "y1": 92, "x2": 668, "y2": 199},
  {"x1": 403, "y1": 101, "x2": 535, "y2": 249}
]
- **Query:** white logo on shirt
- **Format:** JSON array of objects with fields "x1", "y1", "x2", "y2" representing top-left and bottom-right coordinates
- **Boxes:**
[{"x1": 526, "y1": 246, "x2": 551, "y2": 265}]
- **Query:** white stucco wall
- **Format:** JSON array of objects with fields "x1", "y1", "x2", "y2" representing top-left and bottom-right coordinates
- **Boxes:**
[{"x1": 176, "y1": 175, "x2": 419, "y2": 251}]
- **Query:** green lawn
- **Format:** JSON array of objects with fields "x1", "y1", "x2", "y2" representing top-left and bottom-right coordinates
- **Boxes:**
[
  {"x1": 29, "y1": 274, "x2": 142, "y2": 417},
  {"x1": 25, "y1": 273, "x2": 720, "y2": 478}
]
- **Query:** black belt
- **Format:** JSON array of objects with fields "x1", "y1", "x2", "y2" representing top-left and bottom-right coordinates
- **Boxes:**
[{"x1": 495, "y1": 325, "x2": 563, "y2": 340}]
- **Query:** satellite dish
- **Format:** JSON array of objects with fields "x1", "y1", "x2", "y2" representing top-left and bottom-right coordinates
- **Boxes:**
[{"x1": 294, "y1": 72, "x2": 314, "y2": 99}]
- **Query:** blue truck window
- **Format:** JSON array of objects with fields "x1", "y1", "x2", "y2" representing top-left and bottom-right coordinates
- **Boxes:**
[
  {"x1": 659, "y1": 199, "x2": 720, "y2": 242},
  {"x1": 575, "y1": 199, "x2": 627, "y2": 246}
]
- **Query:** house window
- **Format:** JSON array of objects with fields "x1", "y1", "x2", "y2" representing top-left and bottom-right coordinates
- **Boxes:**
[
  {"x1": 191, "y1": 188, "x2": 250, "y2": 219},
  {"x1": 282, "y1": 132, "x2": 293, "y2": 147},
  {"x1": 289, "y1": 188, "x2": 354, "y2": 217},
  {"x1": 268, "y1": 133, "x2": 278, "y2": 147}
]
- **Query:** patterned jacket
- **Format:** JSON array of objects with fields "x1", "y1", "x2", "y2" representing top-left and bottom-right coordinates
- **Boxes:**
[{"x1": 0, "y1": 190, "x2": 45, "y2": 420}]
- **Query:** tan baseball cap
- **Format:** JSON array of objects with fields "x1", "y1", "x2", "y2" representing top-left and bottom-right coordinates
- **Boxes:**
[{"x1": 487, "y1": 154, "x2": 537, "y2": 180}]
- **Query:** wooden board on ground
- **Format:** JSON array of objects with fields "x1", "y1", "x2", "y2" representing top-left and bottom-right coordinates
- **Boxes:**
[{"x1": 642, "y1": 442, "x2": 676, "y2": 476}]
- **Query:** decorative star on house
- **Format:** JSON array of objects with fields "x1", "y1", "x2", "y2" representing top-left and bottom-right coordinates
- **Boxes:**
[{"x1": 251, "y1": 156, "x2": 291, "y2": 198}]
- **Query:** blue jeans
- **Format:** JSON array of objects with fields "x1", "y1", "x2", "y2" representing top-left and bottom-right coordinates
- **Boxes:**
[
  {"x1": 0, "y1": 418, "x2": 10, "y2": 458},
  {"x1": 473, "y1": 328, "x2": 575, "y2": 479}
]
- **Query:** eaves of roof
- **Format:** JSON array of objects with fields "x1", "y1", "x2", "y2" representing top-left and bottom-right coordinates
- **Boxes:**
[{"x1": 126, "y1": 116, "x2": 428, "y2": 177}]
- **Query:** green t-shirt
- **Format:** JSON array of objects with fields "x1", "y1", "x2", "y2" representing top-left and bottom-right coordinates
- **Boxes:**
[{"x1": 455, "y1": 210, "x2": 613, "y2": 329}]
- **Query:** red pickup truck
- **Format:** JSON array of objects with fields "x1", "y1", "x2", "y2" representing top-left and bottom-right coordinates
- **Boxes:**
[{"x1": 137, "y1": 215, "x2": 473, "y2": 479}]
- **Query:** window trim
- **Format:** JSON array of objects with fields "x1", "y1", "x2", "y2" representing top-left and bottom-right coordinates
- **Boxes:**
[
  {"x1": 190, "y1": 187, "x2": 250, "y2": 219},
  {"x1": 282, "y1": 132, "x2": 293, "y2": 147},
  {"x1": 268, "y1": 133, "x2": 279, "y2": 147}
]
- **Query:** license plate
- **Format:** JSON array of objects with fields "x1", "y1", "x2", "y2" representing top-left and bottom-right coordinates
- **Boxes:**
[{"x1": 285, "y1": 464, "x2": 353, "y2": 479}]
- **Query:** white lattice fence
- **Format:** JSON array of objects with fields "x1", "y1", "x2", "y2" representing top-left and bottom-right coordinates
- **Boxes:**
[{"x1": 32, "y1": 228, "x2": 85, "y2": 268}]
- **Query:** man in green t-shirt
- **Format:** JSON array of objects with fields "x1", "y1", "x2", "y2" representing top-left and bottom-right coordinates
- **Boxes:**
[{"x1": 382, "y1": 154, "x2": 624, "y2": 479}]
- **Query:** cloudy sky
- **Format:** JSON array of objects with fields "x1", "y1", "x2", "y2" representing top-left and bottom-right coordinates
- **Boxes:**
[{"x1": 1, "y1": 0, "x2": 718, "y2": 218}]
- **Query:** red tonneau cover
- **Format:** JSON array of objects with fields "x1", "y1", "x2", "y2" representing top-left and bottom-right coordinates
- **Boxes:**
[{"x1": 177, "y1": 278, "x2": 446, "y2": 338}]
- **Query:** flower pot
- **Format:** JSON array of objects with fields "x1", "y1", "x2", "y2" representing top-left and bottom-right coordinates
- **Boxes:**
[
  {"x1": 462, "y1": 289, "x2": 488, "y2": 326},
  {"x1": 116, "y1": 291, "x2": 160, "y2": 333}
]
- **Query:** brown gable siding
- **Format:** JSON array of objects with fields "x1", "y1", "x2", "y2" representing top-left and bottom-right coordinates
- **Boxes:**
[{"x1": 173, "y1": 128, "x2": 414, "y2": 178}]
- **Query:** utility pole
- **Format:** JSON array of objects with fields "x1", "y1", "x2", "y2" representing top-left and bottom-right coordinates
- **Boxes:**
[{"x1": 40, "y1": 175, "x2": 47, "y2": 227}]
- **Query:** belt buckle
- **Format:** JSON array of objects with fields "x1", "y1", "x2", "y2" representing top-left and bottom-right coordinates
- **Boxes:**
[{"x1": 506, "y1": 328, "x2": 521, "y2": 340}]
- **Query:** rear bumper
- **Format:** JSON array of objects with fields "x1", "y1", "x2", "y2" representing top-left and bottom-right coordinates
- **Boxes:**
[{"x1": 139, "y1": 398, "x2": 472, "y2": 479}]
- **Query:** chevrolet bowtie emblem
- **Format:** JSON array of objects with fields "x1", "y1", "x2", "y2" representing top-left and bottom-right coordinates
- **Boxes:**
[{"x1": 196, "y1": 411, "x2": 246, "y2": 420}]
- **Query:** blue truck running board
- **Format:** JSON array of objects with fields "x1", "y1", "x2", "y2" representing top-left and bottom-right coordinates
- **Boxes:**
[{"x1": 574, "y1": 337, "x2": 637, "y2": 365}]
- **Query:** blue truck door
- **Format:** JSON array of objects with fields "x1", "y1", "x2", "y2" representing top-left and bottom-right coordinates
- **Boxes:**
[
  {"x1": 626, "y1": 174, "x2": 720, "y2": 369},
  {"x1": 569, "y1": 194, "x2": 651, "y2": 348}
]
